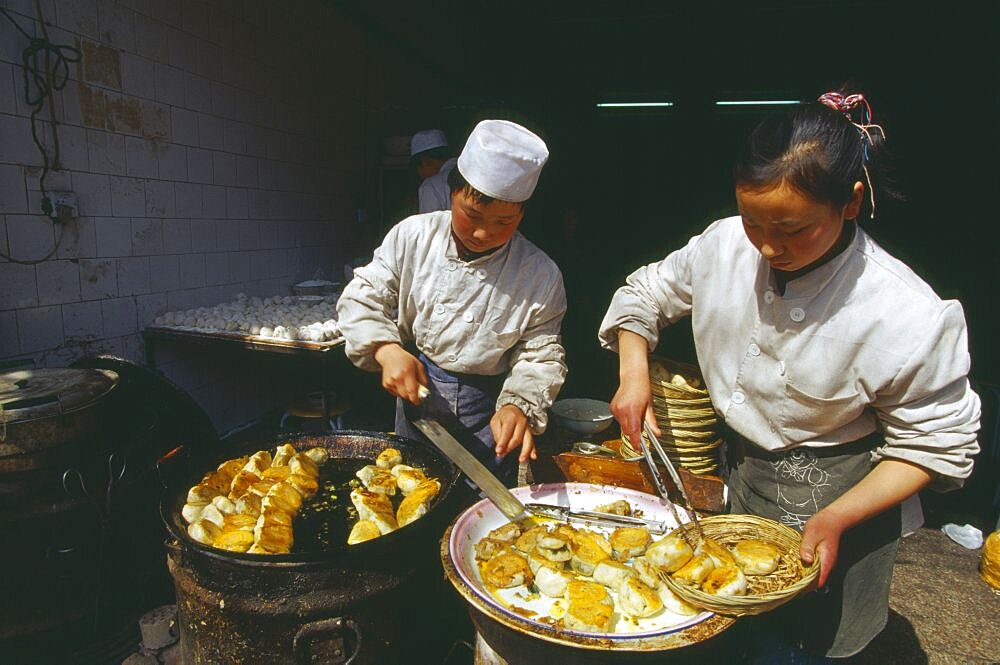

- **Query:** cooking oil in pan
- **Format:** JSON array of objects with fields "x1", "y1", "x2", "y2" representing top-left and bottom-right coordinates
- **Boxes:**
[{"x1": 293, "y1": 458, "x2": 367, "y2": 551}]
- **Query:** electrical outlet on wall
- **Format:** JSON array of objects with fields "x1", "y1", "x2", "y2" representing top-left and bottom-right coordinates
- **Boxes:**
[{"x1": 48, "y1": 191, "x2": 77, "y2": 222}]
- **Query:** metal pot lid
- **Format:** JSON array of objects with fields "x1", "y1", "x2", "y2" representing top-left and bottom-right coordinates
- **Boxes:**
[{"x1": 0, "y1": 368, "x2": 119, "y2": 424}]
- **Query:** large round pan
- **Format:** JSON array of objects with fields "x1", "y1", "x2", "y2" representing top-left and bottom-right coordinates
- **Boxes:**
[{"x1": 160, "y1": 430, "x2": 459, "y2": 567}]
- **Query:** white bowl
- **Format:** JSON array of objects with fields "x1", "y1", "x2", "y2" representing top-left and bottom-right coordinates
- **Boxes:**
[{"x1": 550, "y1": 398, "x2": 613, "y2": 435}]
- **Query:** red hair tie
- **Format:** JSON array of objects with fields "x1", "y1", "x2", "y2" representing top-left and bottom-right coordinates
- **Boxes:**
[
  {"x1": 817, "y1": 91, "x2": 885, "y2": 220},
  {"x1": 818, "y1": 92, "x2": 870, "y2": 116}
]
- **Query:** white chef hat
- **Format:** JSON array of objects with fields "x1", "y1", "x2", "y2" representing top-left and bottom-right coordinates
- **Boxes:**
[
  {"x1": 456, "y1": 120, "x2": 549, "y2": 202},
  {"x1": 410, "y1": 129, "x2": 448, "y2": 157}
]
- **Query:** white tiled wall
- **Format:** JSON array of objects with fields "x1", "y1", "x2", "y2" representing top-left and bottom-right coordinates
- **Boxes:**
[{"x1": 0, "y1": 0, "x2": 448, "y2": 432}]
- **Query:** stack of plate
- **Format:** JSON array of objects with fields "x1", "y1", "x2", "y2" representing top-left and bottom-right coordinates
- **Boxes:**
[{"x1": 622, "y1": 356, "x2": 722, "y2": 475}]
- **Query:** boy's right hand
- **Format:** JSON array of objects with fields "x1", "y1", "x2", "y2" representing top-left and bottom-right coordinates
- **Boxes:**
[{"x1": 373, "y1": 343, "x2": 429, "y2": 405}]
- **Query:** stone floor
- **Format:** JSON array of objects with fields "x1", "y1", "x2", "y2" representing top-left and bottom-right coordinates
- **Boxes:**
[{"x1": 850, "y1": 526, "x2": 999, "y2": 664}]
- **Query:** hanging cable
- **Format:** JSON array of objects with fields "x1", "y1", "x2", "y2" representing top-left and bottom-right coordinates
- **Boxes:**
[{"x1": 0, "y1": 3, "x2": 81, "y2": 264}]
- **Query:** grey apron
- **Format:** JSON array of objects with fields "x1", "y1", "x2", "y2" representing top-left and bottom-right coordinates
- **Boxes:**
[
  {"x1": 727, "y1": 429, "x2": 902, "y2": 659},
  {"x1": 394, "y1": 353, "x2": 518, "y2": 486}
]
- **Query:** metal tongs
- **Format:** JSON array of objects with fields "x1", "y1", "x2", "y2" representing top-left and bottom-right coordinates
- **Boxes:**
[
  {"x1": 525, "y1": 503, "x2": 672, "y2": 534},
  {"x1": 640, "y1": 421, "x2": 705, "y2": 547}
]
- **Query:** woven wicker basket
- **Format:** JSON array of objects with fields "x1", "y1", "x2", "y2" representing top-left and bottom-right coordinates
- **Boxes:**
[
  {"x1": 649, "y1": 355, "x2": 710, "y2": 398},
  {"x1": 659, "y1": 514, "x2": 819, "y2": 616}
]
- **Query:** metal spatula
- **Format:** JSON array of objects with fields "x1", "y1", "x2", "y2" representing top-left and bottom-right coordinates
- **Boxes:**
[{"x1": 413, "y1": 400, "x2": 678, "y2": 532}]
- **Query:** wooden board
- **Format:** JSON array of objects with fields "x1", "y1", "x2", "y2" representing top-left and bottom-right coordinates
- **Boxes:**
[{"x1": 533, "y1": 439, "x2": 726, "y2": 514}]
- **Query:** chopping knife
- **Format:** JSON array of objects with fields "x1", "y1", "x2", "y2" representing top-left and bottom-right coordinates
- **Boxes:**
[{"x1": 642, "y1": 421, "x2": 706, "y2": 545}]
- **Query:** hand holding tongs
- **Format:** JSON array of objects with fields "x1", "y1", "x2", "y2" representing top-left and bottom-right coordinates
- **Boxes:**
[{"x1": 640, "y1": 421, "x2": 705, "y2": 547}]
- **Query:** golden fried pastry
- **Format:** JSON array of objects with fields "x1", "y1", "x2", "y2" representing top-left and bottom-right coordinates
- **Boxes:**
[
  {"x1": 392, "y1": 466, "x2": 429, "y2": 495},
  {"x1": 350, "y1": 488, "x2": 398, "y2": 534},
  {"x1": 271, "y1": 444, "x2": 296, "y2": 467},
  {"x1": 646, "y1": 534, "x2": 694, "y2": 573},
  {"x1": 536, "y1": 545, "x2": 573, "y2": 563},
  {"x1": 356, "y1": 465, "x2": 398, "y2": 496},
  {"x1": 482, "y1": 550, "x2": 532, "y2": 588},
  {"x1": 656, "y1": 582, "x2": 699, "y2": 616},
  {"x1": 610, "y1": 527, "x2": 652, "y2": 561},
  {"x1": 214, "y1": 529, "x2": 254, "y2": 552},
  {"x1": 486, "y1": 522, "x2": 522, "y2": 543},
  {"x1": 181, "y1": 501, "x2": 207, "y2": 524},
  {"x1": 535, "y1": 565, "x2": 571, "y2": 598},
  {"x1": 347, "y1": 520, "x2": 382, "y2": 545},
  {"x1": 475, "y1": 538, "x2": 508, "y2": 562},
  {"x1": 396, "y1": 478, "x2": 440, "y2": 526},
  {"x1": 188, "y1": 519, "x2": 221, "y2": 545},
  {"x1": 593, "y1": 560, "x2": 637, "y2": 593},
  {"x1": 284, "y1": 472, "x2": 319, "y2": 499},
  {"x1": 698, "y1": 538, "x2": 737, "y2": 568},
  {"x1": 229, "y1": 469, "x2": 260, "y2": 498},
  {"x1": 243, "y1": 451, "x2": 272, "y2": 475},
  {"x1": 672, "y1": 553, "x2": 716, "y2": 586},
  {"x1": 247, "y1": 477, "x2": 280, "y2": 497},
  {"x1": 302, "y1": 447, "x2": 330, "y2": 466},
  {"x1": 702, "y1": 564, "x2": 748, "y2": 596},
  {"x1": 254, "y1": 524, "x2": 294, "y2": 553},
  {"x1": 234, "y1": 492, "x2": 262, "y2": 517},
  {"x1": 592, "y1": 500, "x2": 632, "y2": 516},
  {"x1": 187, "y1": 483, "x2": 219, "y2": 505},
  {"x1": 730, "y1": 539, "x2": 782, "y2": 575},
  {"x1": 515, "y1": 525, "x2": 548, "y2": 553},
  {"x1": 376, "y1": 447, "x2": 402, "y2": 469},
  {"x1": 222, "y1": 513, "x2": 257, "y2": 532},
  {"x1": 262, "y1": 465, "x2": 292, "y2": 481},
  {"x1": 289, "y1": 453, "x2": 319, "y2": 479},
  {"x1": 570, "y1": 531, "x2": 611, "y2": 575},
  {"x1": 564, "y1": 580, "x2": 614, "y2": 632},
  {"x1": 537, "y1": 531, "x2": 570, "y2": 551},
  {"x1": 212, "y1": 495, "x2": 236, "y2": 515},
  {"x1": 619, "y1": 577, "x2": 664, "y2": 618}
]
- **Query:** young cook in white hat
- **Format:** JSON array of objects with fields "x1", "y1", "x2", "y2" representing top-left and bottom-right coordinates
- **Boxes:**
[
  {"x1": 410, "y1": 129, "x2": 457, "y2": 213},
  {"x1": 338, "y1": 120, "x2": 566, "y2": 486}
]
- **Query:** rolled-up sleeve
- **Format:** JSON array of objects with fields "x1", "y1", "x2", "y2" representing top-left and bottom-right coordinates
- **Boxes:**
[
  {"x1": 336, "y1": 229, "x2": 405, "y2": 372},
  {"x1": 496, "y1": 278, "x2": 568, "y2": 433},
  {"x1": 598, "y1": 233, "x2": 699, "y2": 353},
  {"x1": 872, "y1": 301, "x2": 981, "y2": 491}
]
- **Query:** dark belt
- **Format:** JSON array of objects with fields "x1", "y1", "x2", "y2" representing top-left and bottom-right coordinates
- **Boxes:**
[{"x1": 726, "y1": 426, "x2": 883, "y2": 465}]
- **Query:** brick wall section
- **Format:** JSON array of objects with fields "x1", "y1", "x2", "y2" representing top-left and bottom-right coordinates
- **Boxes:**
[{"x1": 0, "y1": 0, "x2": 448, "y2": 432}]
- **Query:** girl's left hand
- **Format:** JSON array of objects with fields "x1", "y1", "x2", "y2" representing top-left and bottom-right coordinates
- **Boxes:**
[
  {"x1": 491, "y1": 405, "x2": 537, "y2": 463},
  {"x1": 800, "y1": 507, "x2": 848, "y2": 588}
]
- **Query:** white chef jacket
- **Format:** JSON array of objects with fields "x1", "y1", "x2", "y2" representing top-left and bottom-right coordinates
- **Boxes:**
[
  {"x1": 338, "y1": 211, "x2": 567, "y2": 432},
  {"x1": 599, "y1": 216, "x2": 980, "y2": 490},
  {"x1": 418, "y1": 158, "x2": 457, "y2": 214}
]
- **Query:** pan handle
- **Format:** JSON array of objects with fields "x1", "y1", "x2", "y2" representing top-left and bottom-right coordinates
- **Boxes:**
[{"x1": 293, "y1": 616, "x2": 362, "y2": 665}]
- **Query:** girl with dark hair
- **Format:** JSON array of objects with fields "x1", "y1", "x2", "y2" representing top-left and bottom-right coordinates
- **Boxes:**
[{"x1": 599, "y1": 91, "x2": 980, "y2": 658}]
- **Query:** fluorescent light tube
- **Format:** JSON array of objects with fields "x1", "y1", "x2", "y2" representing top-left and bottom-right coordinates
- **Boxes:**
[
  {"x1": 715, "y1": 100, "x2": 800, "y2": 106},
  {"x1": 596, "y1": 102, "x2": 674, "y2": 108}
]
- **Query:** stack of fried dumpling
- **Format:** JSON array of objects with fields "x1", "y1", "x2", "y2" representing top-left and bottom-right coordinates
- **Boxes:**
[
  {"x1": 346, "y1": 447, "x2": 441, "y2": 545},
  {"x1": 181, "y1": 443, "x2": 329, "y2": 554}
]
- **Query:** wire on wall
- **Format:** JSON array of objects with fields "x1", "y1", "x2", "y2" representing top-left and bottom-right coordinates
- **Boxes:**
[{"x1": 0, "y1": 1, "x2": 81, "y2": 265}]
